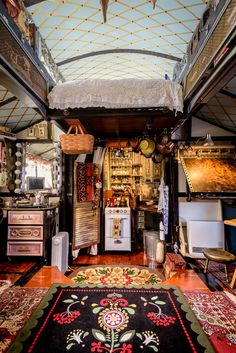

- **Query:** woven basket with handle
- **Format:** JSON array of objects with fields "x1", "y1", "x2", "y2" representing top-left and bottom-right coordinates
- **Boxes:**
[{"x1": 60, "y1": 125, "x2": 94, "y2": 154}]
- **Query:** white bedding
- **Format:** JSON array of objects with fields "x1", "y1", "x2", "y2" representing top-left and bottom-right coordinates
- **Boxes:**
[{"x1": 48, "y1": 78, "x2": 183, "y2": 113}]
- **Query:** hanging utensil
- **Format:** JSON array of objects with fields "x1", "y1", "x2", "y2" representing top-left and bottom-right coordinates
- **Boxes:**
[
  {"x1": 152, "y1": 151, "x2": 163, "y2": 163},
  {"x1": 100, "y1": 0, "x2": 109, "y2": 23},
  {"x1": 151, "y1": 0, "x2": 157, "y2": 9}
]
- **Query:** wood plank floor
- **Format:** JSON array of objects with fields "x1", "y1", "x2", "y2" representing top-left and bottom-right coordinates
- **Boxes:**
[{"x1": 0, "y1": 251, "x2": 229, "y2": 292}]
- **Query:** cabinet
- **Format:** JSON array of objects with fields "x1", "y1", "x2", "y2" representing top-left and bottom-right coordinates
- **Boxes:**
[{"x1": 6, "y1": 208, "x2": 58, "y2": 258}]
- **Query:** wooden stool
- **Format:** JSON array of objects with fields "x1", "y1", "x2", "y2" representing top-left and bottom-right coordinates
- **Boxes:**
[{"x1": 203, "y1": 248, "x2": 236, "y2": 287}]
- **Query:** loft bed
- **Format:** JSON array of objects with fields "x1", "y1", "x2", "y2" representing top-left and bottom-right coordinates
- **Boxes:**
[
  {"x1": 47, "y1": 79, "x2": 184, "y2": 138},
  {"x1": 48, "y1": 79, "x2": 183, "y2": 113}
]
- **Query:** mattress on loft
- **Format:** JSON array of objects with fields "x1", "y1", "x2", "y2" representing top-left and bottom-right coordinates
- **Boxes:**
[{"x1": 48, "y1": 78, "x2": 183, "y2": 113}]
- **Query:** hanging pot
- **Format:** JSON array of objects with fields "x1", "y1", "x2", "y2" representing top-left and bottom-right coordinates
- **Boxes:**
[
  {"x1": 152, "y1": 151, "x2": 163, "y2": 163},
  {"x1": 139, "y1": 138, "x2": 155, "y2": 156}
]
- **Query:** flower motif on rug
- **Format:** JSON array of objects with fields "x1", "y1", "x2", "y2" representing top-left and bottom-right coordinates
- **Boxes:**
[
  {"x1": 9, "y1": 286, "x2": 214, "y2": 353},
  {"x1": 90, "y1": 292, "x2": 136, "y2": 352},
  {"x1": 70, "y1": 266, "x2": 163, "y2": 286},
  {"x1": 53, "y1": 291, "x2": 177, "y2": 352},
  {"x1": 141, "y1": 296, "x2": 176, "y2": 327}
]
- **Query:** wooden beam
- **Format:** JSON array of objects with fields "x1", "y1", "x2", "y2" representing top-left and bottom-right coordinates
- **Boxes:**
[
  {"x1": 219, "y1": 88, "x2": 236, "y2": 100},
  {"x1": 24, "y1": 0, "x2": 46, "y2": 7},
  {"x1": 0, "y1": 96, "x2": 17, "y2": 108},
  {"x1": 57, "y1": 49, "x2": 181, "y2": 67}
]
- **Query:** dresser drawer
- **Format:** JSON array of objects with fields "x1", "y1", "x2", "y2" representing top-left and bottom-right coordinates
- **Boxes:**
[
  {"x1": 8, "y1": 226, "x2": 43, "y2": 240},
  {"x1": 8, "y1": 211, "x2": 44, "y2": 225},
  {"x1": 7, "y1": 241, "x2": 43, "y2": 256}
]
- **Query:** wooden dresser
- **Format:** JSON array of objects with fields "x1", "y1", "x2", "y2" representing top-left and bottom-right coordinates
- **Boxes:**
[{"x1": 6, "y1": 207, "x2": 58, "y2": 260}]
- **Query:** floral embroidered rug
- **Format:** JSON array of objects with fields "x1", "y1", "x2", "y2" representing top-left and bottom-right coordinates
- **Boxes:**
[
  {"x1": 0, "y1": 286, "x2": 48, "y2": 353},
  {"x1": 196, "y1": 259, "x2": 236, "y2": 294},
  {"x1": 7, "y1": 284, "x2": 214, "y2": 353},
  {"x1": 184, "y1": 291, "x2": 236, "y2": 353},
  {"x1": 69, "y1": 265, "x2": 165, "y2": 286}
]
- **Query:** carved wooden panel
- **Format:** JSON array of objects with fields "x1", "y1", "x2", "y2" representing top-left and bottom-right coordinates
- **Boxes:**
[
  {"x1": 0, "y1": 20, "x2": 48, "y2": 102},
  {"x1": 8, "y1": 225, "x2": 43, "y2": 240},
  {"x1": 73, "y1": 203, "x2": 100, "y2": 250}
]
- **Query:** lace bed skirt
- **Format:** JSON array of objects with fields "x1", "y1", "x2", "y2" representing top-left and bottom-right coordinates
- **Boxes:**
[{"x1": 48, "y1": 78, "x2": 183, "y2": 113}]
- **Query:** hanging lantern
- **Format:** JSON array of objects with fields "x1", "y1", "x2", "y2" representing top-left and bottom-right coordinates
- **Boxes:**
[{"x1": 100, "y1": 0, "x2": 109, "y2": 23}]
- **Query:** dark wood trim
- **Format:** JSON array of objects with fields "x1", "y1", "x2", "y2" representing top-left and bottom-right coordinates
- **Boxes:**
[
  {"x1": 24, "y1": 0, "x2": 46, "y2": 7},
  {"x1": 0, "y1": 96, "x2": 17, "y2": 108},
  {"x1": 194, "y1": 114, "x2": 236, "y2": 135},
  {"x1": 57, "y1": 49, "x2": 181, "y2": 67},
  {"x1": 219, "y1": 88, "x2": 236, "y2": 100}
]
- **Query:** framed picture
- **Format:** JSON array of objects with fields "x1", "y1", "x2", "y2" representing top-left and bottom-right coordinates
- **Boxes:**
[
  {"x1": 37, "y1": 124, "x2": 47, "y2": 139},
  {"x1": 27, "y1": 126, "x2": 35, "y2": 137}
]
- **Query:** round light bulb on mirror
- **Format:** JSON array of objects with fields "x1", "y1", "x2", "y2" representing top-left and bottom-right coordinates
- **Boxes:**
[
  {"x1": 15, "y1": 151, "x2": 22, "y2": 157},
  {"x1": 14, "y1": 188, "x2": 21, "y2": 194},
  {"x1": 14, "y1": 169, "x2": 21, "y2": 175},
  {"x1": 16, "y1": 143, "x2": 22, "y2": 148},
  {"x1": 15, "y1": 161, "x2": 22, "y2": 167},
  {"x1": 15, "y1": 179, "x2": 21, "y2": 185}
]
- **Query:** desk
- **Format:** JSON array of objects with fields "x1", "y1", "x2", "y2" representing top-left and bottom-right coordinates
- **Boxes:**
[{"x1": 224, "y1": 219, "x2": 236, "y2": 289}]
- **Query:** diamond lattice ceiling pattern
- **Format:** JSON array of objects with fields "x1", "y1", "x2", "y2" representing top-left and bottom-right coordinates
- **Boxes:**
[
  {"x1": 29, "y1": 0, "x2": 208, "y2": 81},
  {"x1": 1, "y1": 0, "x2": 236, "y2": 138},
  {"x1": 0, "y1": 85, "x2": 43, "y2": 132}
]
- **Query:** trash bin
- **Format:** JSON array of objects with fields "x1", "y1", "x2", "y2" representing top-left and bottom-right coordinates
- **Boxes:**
[{"x1": 143, "y1": 230, "x2": 160, "y2": 260}]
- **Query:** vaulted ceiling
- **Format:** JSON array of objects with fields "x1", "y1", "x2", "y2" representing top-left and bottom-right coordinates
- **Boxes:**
[
  {"x1": 28, "y1": 0, "x2": 208, "y2": 81},
  {"x1": 0, "y1": 0, "x2": 235, "y2": 139}
]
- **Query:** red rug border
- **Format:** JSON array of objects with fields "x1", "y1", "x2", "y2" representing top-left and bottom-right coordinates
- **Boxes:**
[{"x1": 7, "y1": 283, "x2": 215, "y2": 353}]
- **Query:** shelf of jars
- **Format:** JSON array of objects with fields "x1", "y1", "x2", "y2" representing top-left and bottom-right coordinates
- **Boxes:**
[{"x1": 103, "y1": 149, "x2": 162, "y2": 194}]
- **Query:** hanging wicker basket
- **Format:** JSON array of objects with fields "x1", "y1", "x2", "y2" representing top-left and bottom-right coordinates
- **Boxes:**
[{"x1": 60, "y1": 125, "x2": 94, "y2": 154}]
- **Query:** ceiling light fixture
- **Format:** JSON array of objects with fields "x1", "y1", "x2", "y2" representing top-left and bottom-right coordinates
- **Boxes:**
[{"x1": 203, "y1": 133, "x2": 214, "y2": 146}]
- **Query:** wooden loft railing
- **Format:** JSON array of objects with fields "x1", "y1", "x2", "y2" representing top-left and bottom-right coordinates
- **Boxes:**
[
  {"x1": 183, "y1": 0, "x2": 236, "y2": 114},
  {"x1": 0, "y1": 1, "x2": 52, "y2": 114}
]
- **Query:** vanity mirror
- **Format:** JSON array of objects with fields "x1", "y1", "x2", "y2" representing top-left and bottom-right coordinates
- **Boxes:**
[{"x1": 18, "y1": 141, "x2": 62, "y2": 195}]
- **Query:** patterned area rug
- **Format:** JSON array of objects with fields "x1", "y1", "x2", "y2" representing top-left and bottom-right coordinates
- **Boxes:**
[
  {"x1": 0, "y1": 280, "x2": 11, "y2": 295},
  {"x1": 185, "y1": 291, "x2": 236, "y2": 353},
  {"x1": 0, "y1": 287, "x2": 48, "y2": 353},
  {"x1": 7, "y1": 284, "x2": 214, "y2": 353},
  {"x1": 197, "y1": 259, "x2": 236, "y2": 293},
  {"x1": 69, "y1": 265, "x2": 165, "y2": 286}
]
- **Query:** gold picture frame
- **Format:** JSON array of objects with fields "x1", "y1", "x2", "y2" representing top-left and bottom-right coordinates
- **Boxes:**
[
  {"x1": 36, "y1": 124, "x2": 47, "y2": 139},
  {"x1": 27, "y1": 126, "x2": 36, "y2": 137}
]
